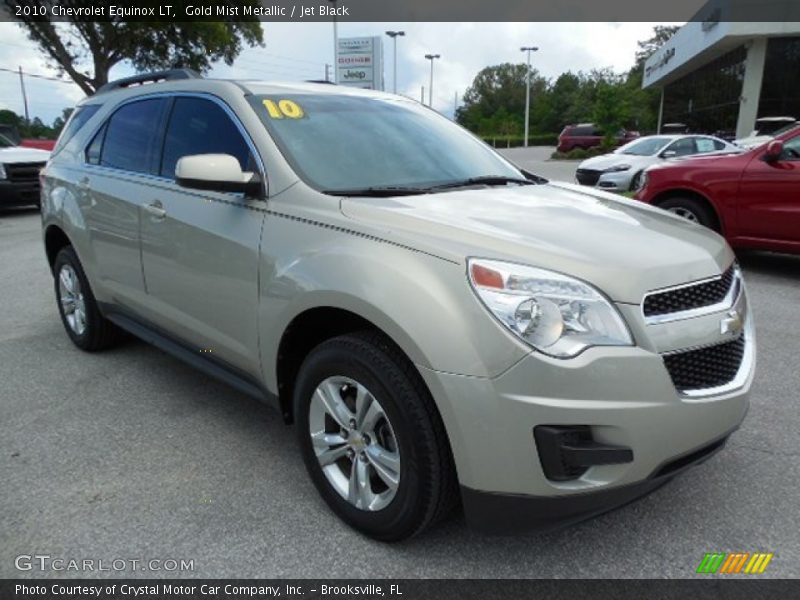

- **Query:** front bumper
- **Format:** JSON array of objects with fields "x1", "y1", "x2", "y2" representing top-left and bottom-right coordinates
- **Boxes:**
[
  {"x1": 418, "y1": 289, "x2": 753, "y2": 533},
  {"x1": 0, "y1": 180, "x2": 41, "y2": 207},
  {"x1": 594, "y1": 170, "x2": 634, "y2": 192},
  {"x1": 461, "y1": 431, "x2": 731, "y2": 534}
]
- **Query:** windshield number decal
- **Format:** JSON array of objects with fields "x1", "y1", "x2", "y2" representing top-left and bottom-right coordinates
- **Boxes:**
[{"x1": 263, "y1": 99, "x2": 305, "y2": 119}]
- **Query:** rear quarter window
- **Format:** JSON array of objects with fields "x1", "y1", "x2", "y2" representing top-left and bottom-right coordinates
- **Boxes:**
[{"x1": 53, "y1": 104, "x2": 101, "y2": 153}]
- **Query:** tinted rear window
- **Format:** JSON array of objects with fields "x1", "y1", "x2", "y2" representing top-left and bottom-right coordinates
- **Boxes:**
[
  {"x1": 53, "y1": 105, "x2": 100, "y2": 153},
  {"x1": 99, "y1": 98, "x2": 166, "y2": 173}
]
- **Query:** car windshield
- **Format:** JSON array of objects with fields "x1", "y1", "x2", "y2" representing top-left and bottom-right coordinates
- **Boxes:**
[
  {"x1": 617, "y1": 137, "x2": 673, "y2": 156},
  {"x1": 250, "y1": 94, "x2": 524, "y2": 193}
]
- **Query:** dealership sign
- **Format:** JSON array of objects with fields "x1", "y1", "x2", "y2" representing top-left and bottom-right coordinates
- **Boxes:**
[{"x1": 338, "y1": 36, "x2": 383, "y2": 90}]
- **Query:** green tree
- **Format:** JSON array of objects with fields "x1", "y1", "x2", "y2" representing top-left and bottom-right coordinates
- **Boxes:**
[
  {"x1": 592, "y1": 81, "x2": 630, "y2": 146},
  {"x1": 456, "y1": 63, "x2": 546, "y2": 137},
  {"x1": 4, "y1": 1, "x2": 263, "y2": 95}
]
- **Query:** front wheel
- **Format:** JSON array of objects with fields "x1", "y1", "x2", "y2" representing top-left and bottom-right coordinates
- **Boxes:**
[
  {"x1": 658, "y1": 197, "x2": 718, "y2": 231},
  {"x1": 294, "y1": 331, "x2": 457, "y2": 541}
]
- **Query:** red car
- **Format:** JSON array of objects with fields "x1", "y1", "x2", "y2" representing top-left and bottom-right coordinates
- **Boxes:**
[
  {"x1": 20, "y1": 138, "x2": 56, "y2": 151},
  {"x1": 557, "y1": 123, "x2": 639, "y2": 153},
  {"x1": 635, "y1": 125, "x2": 800, "y2": 255}
]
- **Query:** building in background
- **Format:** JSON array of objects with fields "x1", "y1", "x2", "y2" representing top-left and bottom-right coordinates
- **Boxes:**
[
  {"x1": 643, "y1": 11, "x2": 800, "y2": 139},
  {"x1": 337, "y1": 36, "x2": 384, "y2": 91}
]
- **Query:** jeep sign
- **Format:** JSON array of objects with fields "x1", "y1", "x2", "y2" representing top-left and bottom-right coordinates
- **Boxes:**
[{"x1": 337, "y1": 36, "x2": 384, "y2": 90}]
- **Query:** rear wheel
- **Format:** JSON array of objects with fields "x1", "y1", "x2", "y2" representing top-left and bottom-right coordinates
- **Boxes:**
[
  {"x1": 53, "y1": 246, "x2": 123, "y2": 351},
  {"x1": 658, "y1": 197, "x2": 718, "y2": 231},
  {"x1": 294, "y1": 331, "x2": 457, "y2": 541}
]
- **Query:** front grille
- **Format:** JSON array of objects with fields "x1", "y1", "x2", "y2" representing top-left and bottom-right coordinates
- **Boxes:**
[
  {"x1": 663, "y1": 336, "x2": 745, "y2": 392},
  {"x1": 575, "y1": 169, "x2": 601, "y2": 186},
  {"x1": 4, "y1": 161, "x2": 45, "y2": 182},
  {"x1": 644, "y1": 266, "x2": 735, "y2": 318}
]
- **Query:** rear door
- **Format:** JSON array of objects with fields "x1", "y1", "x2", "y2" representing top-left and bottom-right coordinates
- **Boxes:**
[
  {"x1": 737, "y1": 134, "x2": 800, "y2": 243},
  {"x1": 139, "y1": 95, "x2": 266, "y2": 376},
  {"x1": 82, "y1": 97, "x2": 169, "y2": 311}
]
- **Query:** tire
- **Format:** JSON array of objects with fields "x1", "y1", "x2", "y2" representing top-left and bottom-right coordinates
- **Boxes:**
[
  {"x1": 658, "y1": 196, "x2": 718, "y2": 231},
  {"x1": 294, "y1": 331, "x2": 458, "y2": 541},
  {"x1": 53, "y1": 246, "x2": 123, "y2": 351}
]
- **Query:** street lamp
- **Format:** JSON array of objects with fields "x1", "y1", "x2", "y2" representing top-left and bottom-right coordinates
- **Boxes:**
[
  {"x1": 521, "y1": 46, "x2": 539, "y2": 147},
  {"x1": 328, "y1": 0, "x2": 339, "y2": 83},
  {"x1": 385, "y1": 31, "x2": 405, "y2": 94},
  {"x1": 424, "y1": 53, "x2": 440, "y2": 108}
]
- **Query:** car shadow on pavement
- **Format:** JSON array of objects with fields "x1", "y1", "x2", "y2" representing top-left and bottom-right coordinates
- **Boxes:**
[
  {"x1": 737, "y1": 250, "x2": 800, "y2": 281},
  {"x1": 0, "y1": 206, "x2": 40, "y2": 219}
]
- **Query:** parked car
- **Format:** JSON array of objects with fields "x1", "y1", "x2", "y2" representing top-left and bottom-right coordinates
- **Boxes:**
[
  {"x1": 736, "y1": 117, "x2": 798, "y2": 149},
  {"x1": 0, "y1": 124, "x2": 57, "y2": 152},
  {"x1": 660, "y1": 123, "x2": 689, "y2": 134},
  {"x1": 20, "y1": 138, "x2": 57, "y2": 151},
  {"x1": 42, "y1": 71, "x2": 754, "y2": 540},
  {"x1": 557, "y1": 123, "x2": 639, "y2": 153},
  {"x1": 635, "y1": 125, "x2": 800, "y2": 255},
  {"x1": 0, "y1": 133, "x2": 50, "y2": 208},
  {"x1": 576, "y1": 134, "x2": 740, "y2": 192}
]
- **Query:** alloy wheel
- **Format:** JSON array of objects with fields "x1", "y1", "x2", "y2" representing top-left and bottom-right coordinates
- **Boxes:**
[
  {"x1": 58, "y1": 264, "x2": 87, "y2": 336},
  {"x1": 308, "y1": 376, "x2": 401, "y2": 511}
]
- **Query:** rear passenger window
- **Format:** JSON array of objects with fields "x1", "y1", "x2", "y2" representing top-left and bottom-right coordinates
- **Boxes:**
[
  {"x1": 695, "y1": 138, "x2": 717, "y2": 153},
  {"x1": 99, "y1": 98, "x2": 166, "y2": 173},
  {"x1": 160, "y1": 97, "x2": 252, "y2": 178}
]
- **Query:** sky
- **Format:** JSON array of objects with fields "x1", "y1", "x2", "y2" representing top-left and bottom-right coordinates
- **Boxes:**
[{"x1": 0, "y1": 22, "x2": 675, "y2": 125}]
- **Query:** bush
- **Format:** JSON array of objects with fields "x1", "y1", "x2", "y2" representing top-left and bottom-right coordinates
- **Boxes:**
[
  {"x1": 481, "y1": 133, "x2": 559, "y2": 148},
  {"x1": 549, "y1": 147, "x2": 606, "y2": 160}
]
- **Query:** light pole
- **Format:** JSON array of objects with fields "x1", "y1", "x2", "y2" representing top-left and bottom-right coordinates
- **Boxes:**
[
  {"x1": 521, "y1": 46, "x2": 539, "y2": 147},
  {"x1": 385, "y1": 31, "x2": 405, "y2": 94},
  {"x1": 424, "y1": 53, "x2": 440, "y2": 108},
  {"x1": 328, "y1": 0, "x2": 339, "y2": 83}
]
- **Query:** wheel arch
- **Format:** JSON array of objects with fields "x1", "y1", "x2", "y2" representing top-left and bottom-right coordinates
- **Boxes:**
[
  {"x1": 44, "y1": 224, "x2": 74, "y2": 273},
  {"x1": 651, "y1": 188, "x2": 724, "y2": 234}
]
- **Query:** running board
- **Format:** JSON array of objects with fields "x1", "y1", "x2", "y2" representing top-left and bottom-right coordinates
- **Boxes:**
[{"x1": 104, "y1": 309, "x2": 274, "y2": 406}]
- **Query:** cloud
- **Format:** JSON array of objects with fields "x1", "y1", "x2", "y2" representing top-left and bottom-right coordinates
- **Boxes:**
[{"x1": 0, "y1": 21, "x2": 669, "y2": 124}]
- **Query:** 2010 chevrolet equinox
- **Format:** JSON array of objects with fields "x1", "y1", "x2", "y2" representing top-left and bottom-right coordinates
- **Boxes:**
[{"x1": 41, "y1": 70, "x2": 755, "y2": 540}]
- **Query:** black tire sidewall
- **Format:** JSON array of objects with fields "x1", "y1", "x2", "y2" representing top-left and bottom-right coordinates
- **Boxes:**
[{"x1": 294, "y1": 338, "x2": 428, "y2": 540}]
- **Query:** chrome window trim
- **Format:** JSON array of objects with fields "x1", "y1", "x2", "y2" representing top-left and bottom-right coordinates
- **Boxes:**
[
  {"x1": 642, "y1": 264, "x2": 740, "y2": 325},
  {"x1": 80, "y1": 91, "x2": 267, "y2": 190}
]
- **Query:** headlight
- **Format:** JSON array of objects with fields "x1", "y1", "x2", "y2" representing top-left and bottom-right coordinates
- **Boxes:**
[
  {"x1": 0, "y1": 163, "x2": 6, "y2": 180},
  {"x1": 605, "y1": 164, "x2": 631, "y2": 172},
  {"x1": 468, "y1": 259, "x2": 633, "y2": 358},
  {"x1": 636, "y1": 170, "x2": 649, "y2": 191}
]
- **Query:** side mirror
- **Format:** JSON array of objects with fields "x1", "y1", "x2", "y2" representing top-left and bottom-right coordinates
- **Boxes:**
[
  {"x1": 764, "y1": 140, "x2": 784, "y2": 162},
  {"x1": 175, "y1": 154, "x2": 261, "y2": 196},
  {"x1": 661, "y1": 150, "x2": 677, "y2": 159}
]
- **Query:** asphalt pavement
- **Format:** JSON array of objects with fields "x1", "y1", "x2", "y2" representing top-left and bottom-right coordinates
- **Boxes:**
[{"x1": 1, "y1": 149, "x2": 798, "y2": 578}]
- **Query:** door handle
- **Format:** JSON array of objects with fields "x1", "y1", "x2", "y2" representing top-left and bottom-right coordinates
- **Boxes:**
[{"x1": 143, "y1": 201, "x2": 167, "y2": 219}]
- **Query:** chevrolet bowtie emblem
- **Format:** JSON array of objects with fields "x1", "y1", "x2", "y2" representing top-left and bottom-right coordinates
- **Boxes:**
[{"x1": 720, "y1": 310, "x2": 743, "y2": 336}]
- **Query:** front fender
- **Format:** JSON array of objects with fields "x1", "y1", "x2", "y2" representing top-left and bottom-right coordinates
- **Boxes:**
[{"x1": 257, "y1": 215, "x2": 530, "y2": 393}]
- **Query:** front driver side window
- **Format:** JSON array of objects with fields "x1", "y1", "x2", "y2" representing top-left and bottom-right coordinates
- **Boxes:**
[
  {"x1": 780, "y1": 137, "x2": 800, "y2": 161},
  {"x1": 160, "y1": 97, "x2": 253, "y2": 178}
]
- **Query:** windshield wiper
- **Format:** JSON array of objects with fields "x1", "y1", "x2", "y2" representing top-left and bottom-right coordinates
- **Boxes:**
[
  {"x1": 425, "y1": 175, "x2": 537, "y2": 190},
  {"x1": 322, "y1": 186, "x2": 430, "y2": 197}
]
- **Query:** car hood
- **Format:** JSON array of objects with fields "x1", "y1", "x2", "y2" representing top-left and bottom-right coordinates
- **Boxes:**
[
  {"x1": 0, "y1": 146, "x2": 50, "y2": 162},
  {"x1": 340, "y1": 182, "x2": 733, "y2": 304},
  {"x1": 578, "y1": 153, "x2": 655, "y2": 171}
]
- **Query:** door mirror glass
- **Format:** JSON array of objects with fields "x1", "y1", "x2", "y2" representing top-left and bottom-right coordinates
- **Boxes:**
[
  {"x1": 764, "y1": 140, "x2": 784, "y2": 162},
  {"x1": 175, "y1": 154, "x2": 260, "y2": 195}
]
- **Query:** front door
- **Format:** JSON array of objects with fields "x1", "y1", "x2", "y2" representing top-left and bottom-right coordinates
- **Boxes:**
[
  {"x1": 139, "y1": 96, "x2": 266, "y2": 376},
  {"x1": 737, "y1": 134, "x2": 800, "y2": 243}
]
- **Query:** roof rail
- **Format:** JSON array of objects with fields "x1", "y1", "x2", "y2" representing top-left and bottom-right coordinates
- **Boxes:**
[{"x1": 95, "y1": 69, "x2": 203, "y2": 95}]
